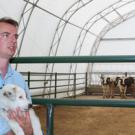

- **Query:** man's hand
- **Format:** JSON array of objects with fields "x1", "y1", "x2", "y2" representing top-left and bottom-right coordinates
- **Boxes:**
[
  {"x1": 6, "y1": 130, "x2": 15, "y2": 135},
  {"x1": 8, "y1": 108, "x2": 33, "y2": 135}
]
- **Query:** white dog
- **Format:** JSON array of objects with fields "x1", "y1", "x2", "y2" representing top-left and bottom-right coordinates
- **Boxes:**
[{"x1": 0, "y1": 84, "x2": 42, "y2": 135}]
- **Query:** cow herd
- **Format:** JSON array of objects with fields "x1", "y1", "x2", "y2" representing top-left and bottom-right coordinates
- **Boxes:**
[{"x1": 100, "y1": 75, "x2": 135, "y2": 99}]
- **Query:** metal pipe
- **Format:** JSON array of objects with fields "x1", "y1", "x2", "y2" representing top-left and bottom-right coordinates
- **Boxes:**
[{"x1": 10, "y1": 55, "x2": 135, "y2": 63}]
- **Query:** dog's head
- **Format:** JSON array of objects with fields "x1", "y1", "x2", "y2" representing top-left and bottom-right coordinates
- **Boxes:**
[{"x1": 0, "y1": 84, "x2": 32, "y2": 111}]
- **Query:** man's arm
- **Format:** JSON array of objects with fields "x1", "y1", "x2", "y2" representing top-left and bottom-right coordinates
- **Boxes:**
[{"x1": 0, "y1": 116, "x2": 13, "y2": 135}]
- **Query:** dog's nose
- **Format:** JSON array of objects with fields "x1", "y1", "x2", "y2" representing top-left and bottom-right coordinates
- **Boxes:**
[{"x1": 28, "y1": 104, "x2": 33, "y2": 109}]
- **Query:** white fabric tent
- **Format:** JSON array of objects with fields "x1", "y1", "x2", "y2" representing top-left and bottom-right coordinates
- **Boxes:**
[
  {"x1": 1, "y1": 0, "x2": 135, "y2": 97},
  {"x1": 1, "y1": 0, "x2": 135, "y2": 72}
]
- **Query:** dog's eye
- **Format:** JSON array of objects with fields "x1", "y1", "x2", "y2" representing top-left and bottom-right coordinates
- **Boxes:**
[
  {"x1": 3, "y1": 92, "x2": 7, "y2": 96},
  {"x1": 3, "y1": 92, "x2": 12, "y2": 96},
  {"x1": 8, "y1": 92, "x2": 12, "y2": 95},
  {"x1": 19, "y1": 96, "x2": 23, "y2": 99}
]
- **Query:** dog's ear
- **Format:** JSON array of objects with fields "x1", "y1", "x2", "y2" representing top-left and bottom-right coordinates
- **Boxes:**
[{"x1": 12, "y1": 87, "x2": 17, "y2": 93}]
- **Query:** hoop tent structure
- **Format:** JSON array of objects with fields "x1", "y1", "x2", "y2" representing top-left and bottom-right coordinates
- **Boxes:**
[{"x1": 1, "y1": 0, "x2": 135, "y2": 97}]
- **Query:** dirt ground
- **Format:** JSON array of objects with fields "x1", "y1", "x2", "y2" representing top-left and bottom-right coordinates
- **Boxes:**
[{"x1": 33, "y1": 96, "x2": 135, "y2": 135}]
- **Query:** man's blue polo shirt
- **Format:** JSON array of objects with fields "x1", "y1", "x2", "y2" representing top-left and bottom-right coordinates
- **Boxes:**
[{"x1": 0, "y1": 64, "x2": 31, "y2": 134}]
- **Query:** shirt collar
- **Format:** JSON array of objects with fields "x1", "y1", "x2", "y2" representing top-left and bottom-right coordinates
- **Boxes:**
[{"x1": 5, "y1": 64, "x2": 14, "y2": 78}]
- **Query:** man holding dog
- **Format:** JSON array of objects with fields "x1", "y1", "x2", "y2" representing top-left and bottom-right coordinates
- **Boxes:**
[{"x1": 0, "y1": 17, "x2": 33, "y2": 135}]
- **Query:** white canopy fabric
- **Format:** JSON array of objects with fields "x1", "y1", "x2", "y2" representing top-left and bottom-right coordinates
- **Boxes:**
[{"x1": 0, "y1": 0, "x2": 135, "y2": 74}]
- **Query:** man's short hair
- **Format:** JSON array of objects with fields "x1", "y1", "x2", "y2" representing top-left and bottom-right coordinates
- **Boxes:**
[{"x1": 0, "y1": 17, "x2": 18, "y2": 27}]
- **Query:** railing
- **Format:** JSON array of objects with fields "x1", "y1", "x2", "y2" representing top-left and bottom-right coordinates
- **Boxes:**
[
  {"x1": 32, "y1": 98, "x2": 135, "y2": 135},
  {"x1": 10, "y1": 55, "x2": 135, "y2": 135},
  {"x1": 10, "y1": 55, "x2": 135, "y2": 63},
  {"x1": 21, "y1": 72, "x2": 87, "y2": 98},
  {"x1": 20, "y1": 71, "x2": 135, "y2": 98}
]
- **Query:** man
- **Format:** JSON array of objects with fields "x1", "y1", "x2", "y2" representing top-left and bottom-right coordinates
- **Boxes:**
[{"x1": 0, "y1": 17, "x2": 33, "y2": 135}]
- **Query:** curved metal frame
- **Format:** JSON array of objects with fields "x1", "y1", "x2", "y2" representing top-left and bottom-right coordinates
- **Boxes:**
[
  {"x1": 44, "y1": 0, "x2": 94, "y2": 96},
  {"x1": 45, "y1": 0, "x2": 94, "y2": 74},
  {"x1": 16, "y1": 0, "x2": 40, "y2": 69},
  {"x1": 65, "y1": 0, "x2": 135, "y2": 85},
  {"x1": 87, "y1": 10, "x2": 135, "y2": 84},
  {"x1": 17, "y1": 0, "x2": 135, "y2": 94}
]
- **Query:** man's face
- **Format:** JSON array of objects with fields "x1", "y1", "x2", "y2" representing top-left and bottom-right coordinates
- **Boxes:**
[{"x1": 0, "y1": 22, "x2": 18, "y2": 59}]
